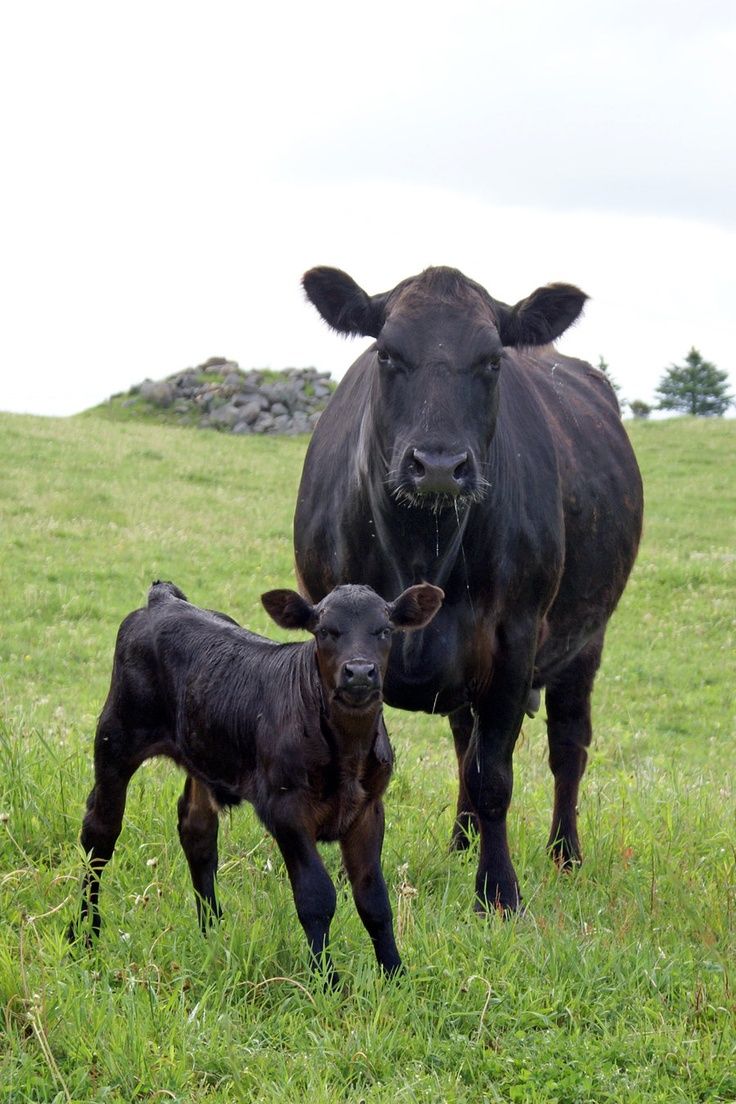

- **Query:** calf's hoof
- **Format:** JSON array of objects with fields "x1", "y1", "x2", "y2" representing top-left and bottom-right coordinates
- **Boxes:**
[
  {"x1": 321, "y1": 966, "x2": 341, "y2": 992},
  {"x1": 380, "y1": 957, "x2": 404, "y2": 979},
  {"x1": 66, "y1": 920, "x2": 95, "y2": 950}
]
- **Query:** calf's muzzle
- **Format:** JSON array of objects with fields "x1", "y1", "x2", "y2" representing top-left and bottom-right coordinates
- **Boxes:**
[{"x1": 338, "y1": 660, "x2": 380, "y2": 705}]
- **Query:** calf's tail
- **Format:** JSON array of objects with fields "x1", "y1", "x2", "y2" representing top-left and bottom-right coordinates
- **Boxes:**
[{"x1": 148, "y1": 580, "x2": 189, "y2": 606}]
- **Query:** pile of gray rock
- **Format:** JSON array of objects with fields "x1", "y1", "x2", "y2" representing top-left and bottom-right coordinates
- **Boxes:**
[{"x1": 130, "y1": 357, "x2": 335, "y2": 435}]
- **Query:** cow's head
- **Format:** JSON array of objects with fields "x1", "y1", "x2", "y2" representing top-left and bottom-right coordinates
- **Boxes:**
[
  {"x1": 302, "y1": 266, "x2": 588, "y2": 511},
  {"x1": 262, "y1": 583, "x2": 444, "y2": 710}
]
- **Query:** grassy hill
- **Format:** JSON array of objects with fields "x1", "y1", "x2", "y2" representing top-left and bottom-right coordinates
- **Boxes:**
[{"x1": 0, "y1": 411, "x2": 734, "y2": 1102}]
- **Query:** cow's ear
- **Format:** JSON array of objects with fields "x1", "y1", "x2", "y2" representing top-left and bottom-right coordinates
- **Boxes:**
[
  {"x1": 496, "y1": 284, "x2": 588, "y2": 347},
  {"x1": 388, "y1": 584, "x2": 444, "y2": 631},
  {"x1": 302, "y1": 267, "x2": 387, "y2": 338},
  {"x1": 261, "y1": 590, "x2": 318, "y2": 632}
]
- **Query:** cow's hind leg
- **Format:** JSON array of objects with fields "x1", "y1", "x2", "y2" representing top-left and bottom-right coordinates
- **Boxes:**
[
  {"x1": 177, "y1": 776, "x2": 222, "y2": 930},
  {"x1": 545, "y1": 631, "x2": 604, "y2": 868},
  {"x1": 449, "y1": 706, "x2": 480, "y2": 850}
]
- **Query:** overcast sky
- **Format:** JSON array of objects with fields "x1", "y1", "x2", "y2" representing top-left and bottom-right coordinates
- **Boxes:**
[{"x1": 1, "y1": 0, "x2": 734, "y2": 416}]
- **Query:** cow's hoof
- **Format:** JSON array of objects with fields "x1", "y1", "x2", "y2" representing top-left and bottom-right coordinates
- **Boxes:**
[
  {"x1": 473, "y1": 884, "x2": 522, "y2": 918},
  {"x1": 548, "y1": 834, "x2": 583, "y2": 871},
  {"x1": 449, "y1": 814, "x2": 479, "y2": 852}
]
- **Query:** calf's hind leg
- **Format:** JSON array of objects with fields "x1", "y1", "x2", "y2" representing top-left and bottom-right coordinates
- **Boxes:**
[
  {"x1": 545, "y1": 631, "x2": 604, "y2": 868},
  {"x1": 177, "y1": 776, "x2": 222, "y2": 929},
  {"x1": 68, "y1": 757, "x2": 133, "y2": 943}
]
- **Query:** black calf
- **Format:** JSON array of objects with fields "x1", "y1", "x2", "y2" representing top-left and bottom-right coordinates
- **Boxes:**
[{"x1": 69, "y1": 580, "x2": 443, "y2": 981}]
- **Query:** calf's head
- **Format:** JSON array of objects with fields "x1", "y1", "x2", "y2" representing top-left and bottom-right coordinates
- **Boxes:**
[
  {"x1": 262, "y1": 583, "x2": 444, "y2": 710},
  {"x1": 302, "y1": 265, "x2": 588, "y2": 510}
]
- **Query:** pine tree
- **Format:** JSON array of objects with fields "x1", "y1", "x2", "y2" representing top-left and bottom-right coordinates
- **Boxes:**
[
  {"x1": 655, "y1": 348, "x2": 733, "y2": 416},
  {"x1": 596, "y1": 355, "x2": 625, "y2": 410}
]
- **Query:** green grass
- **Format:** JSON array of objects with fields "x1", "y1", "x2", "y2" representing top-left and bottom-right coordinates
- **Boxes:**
[{"x1": 0, "y1": 412, "x2": 734, "y2": 1103}]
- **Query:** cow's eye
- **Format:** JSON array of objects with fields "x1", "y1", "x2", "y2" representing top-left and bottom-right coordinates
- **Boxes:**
[
  {"x1": 376, "y1": 348, "x2": 391, "y2": 366},
  {"x1": 488, "y1": 354, "x2": 502, "y2": 371},
  {"x1": 375, "y1": 627, "x2": 391, "y2": 640},
  {"x1": 318, "y1": 627, "x2": 332, "y2": 640}
]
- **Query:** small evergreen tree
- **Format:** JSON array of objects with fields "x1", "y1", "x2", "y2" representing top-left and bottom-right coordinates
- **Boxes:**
[
  {"x1": 596, "y1": 355, "x2": 625, "y2": 411},
  {"x1": 655, "y1": 348, "x2": 733, "y2": 416},
  {"x1": 629, "y1": 400, "x2": 651, "y2": 419}
]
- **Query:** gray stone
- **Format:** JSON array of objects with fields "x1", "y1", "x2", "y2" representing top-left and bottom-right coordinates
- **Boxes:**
[
  {"x1": 238, "y1": 400, "x2": 264, "y2": 424},
  {"x1": 253, "y1": 413, "x2": 275, "y2": 434},
  {"x1": 176, "y1": 372, "x2": 200, "y2": 390},
  {"x1": 114, "y1": 363, "x2": 334, "y2": 435},
  {"x1": 139, "y1": 379, "x2": 175, "y2": 407},
  {"x1": 207, "y1": 402, "x2": 241, "y2": 428},
  {"x1": 231, "y1": 387, "x2": 260, "y2": 405}
]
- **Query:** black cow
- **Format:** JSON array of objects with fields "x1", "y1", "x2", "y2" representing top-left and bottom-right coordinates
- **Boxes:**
[
  {"x1": 68, "y1": 579, "x2": 443, "y2": 980},
  {"x1": 295, "y1": 265, "x2": 643, "y2": 913}
]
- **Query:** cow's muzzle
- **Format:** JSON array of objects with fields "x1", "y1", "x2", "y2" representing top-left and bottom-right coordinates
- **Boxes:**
[{"x1": 402, "y1": 448, "x2": 473, "y2": 498}]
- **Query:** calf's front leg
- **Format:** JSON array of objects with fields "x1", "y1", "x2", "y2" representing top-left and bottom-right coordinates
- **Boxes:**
[
  {"x1": 340, "y1": 799, "x2": 401, "y2": 975},
  {"x1": 271, "y1": 820, "x2": 338, "y2": 984}
]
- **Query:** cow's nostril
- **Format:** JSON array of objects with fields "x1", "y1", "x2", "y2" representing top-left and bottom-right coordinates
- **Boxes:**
[
  {"x1": 452, "y1": 453, "x2": 469, "y2": 482},
  {"x1": 409, "y1": 451, "x2": 426, "y2": 478}
]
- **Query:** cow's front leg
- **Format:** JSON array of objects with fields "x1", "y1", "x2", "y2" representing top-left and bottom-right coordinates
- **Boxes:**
[
  {"x1": 271, "y1": 821, "x2": 338, "y2": 985},
  {"x1": 465, "y1": 626, "x2": 537, "y2": 914},
  {"x1": 340, "y1": 799, "x2": 401, "y2": 976}
]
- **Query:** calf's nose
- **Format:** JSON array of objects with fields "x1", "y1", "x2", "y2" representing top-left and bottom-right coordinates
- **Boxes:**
[{"x1": 343, "y1": 662, "x2": 378, "y2": 688}]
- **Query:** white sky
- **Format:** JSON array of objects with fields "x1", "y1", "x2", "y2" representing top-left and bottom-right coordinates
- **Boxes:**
[{"x1": 1, "y1": 0, "x2": 734, "y2": 416}]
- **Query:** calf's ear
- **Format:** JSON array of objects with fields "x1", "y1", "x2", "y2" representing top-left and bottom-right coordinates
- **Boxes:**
[
  {"x1": 302, "y1": 267, "x2": 388, "y2": 338},
  {"x1": 388, "y1": 584, "x2": 444, "y2": 631},
  {"x1": 261, "y1": 590, "x2": 318, "y2": 632},
  {"x1": 496, "y1": 283, "x2": 588, "y2": 347}
]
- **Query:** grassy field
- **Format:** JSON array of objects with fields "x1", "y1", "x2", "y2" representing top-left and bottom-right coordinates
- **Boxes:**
[{"x1": 0, "y1": 411, "x2": 734, "y2": 1103}]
